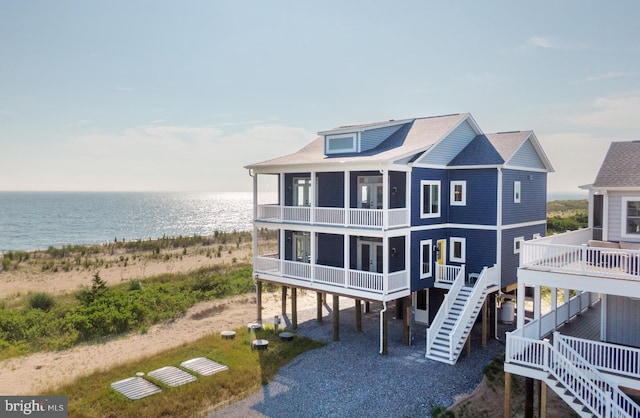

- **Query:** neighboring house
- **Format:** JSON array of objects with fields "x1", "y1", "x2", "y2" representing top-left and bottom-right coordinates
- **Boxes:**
[
  {"x1": 504, "y1": 141, "x2": 640, "y2": 417},
  {"x1": 245, "y1": 113, "x2": 553, "y2": 363}
]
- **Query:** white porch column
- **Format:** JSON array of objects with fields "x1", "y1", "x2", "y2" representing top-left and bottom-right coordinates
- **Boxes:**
[
  {"x1": 280, "y1": 172, "x2": 285, "y2": 221},
  {"x1": 382, "y1": 169, "x2": 389, "y2": 229},
  {"x1": 383, "y1": 235, "x2": 389, "y2": 294},
  {"x1": 550, "y1": 286, "x2": 557, "y2": 332},
  {"x1": 405, "y1": 234, "x2": 411, "y2": 289},
  {"x1": 344, "y1": 170, "x2": 350, "y2": 227},
  {"x1": 517, "y1": 281, "x2": 526, "y2": 332},
  {"x1": 280, "y1": 228, "x2": 286, "y2": 267},
  {"x1": 311, "y1": 232, "x2": 316, "y2": 283},
  {"x1": 310, "y1": 170, "x2": 316, "y2": 224},
  {"x1": 252, "y1": 172, "x2": 258, "y2": 262},
  {"x1": 534, "y1": 285, "x2": 541, "y2": 338},
  {"x1": 405, "y1": 170, "x2": 411, "y2": 224},
  {"x1": 563, "y1": 288, "x2": 570, "y2": 324},
  {"x1": 344, "y1": 234, "x2": 350, "y2": 285}
]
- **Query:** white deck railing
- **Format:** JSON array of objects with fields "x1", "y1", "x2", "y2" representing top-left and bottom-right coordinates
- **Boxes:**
[
  {"x1": 254, "y1": 256, "x2": 409, "y2": 296},
  {"x1": 506, "y1": 332, "x2": 639, "y2": 418},
  {"x1": 435, "y1": 264, "x2": 464, "y2": 286},
  {"x1": 517, "y1": 291, "x2": 596, "y2": 340},
  {"x1": 521, "y1": 232, "x2": 640, "y2": 281},
  {"x1": 255, "y1": 204, "x2": 409, "y2": 229}
]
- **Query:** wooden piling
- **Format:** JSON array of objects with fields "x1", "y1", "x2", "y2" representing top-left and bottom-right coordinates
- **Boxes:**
[
  {"x1": 333, "y1": 295, "x2": 339, "y2": 341},
  {"x1": 355, "y1": 299, "x2": 362, "y2": 332},
  {"x1": 291, "y1": 287, "x2": 297, "y2": 330},
  {"x1": 316, "y1": 292, "x2": 323, "y2": 322},
  {"x1": 256, "y1": 280, "x2": 262, "y2": 323},
  {"x1": 504, "y1": 372, "x2": 512, "y2": 418},
  {"x1": 281, "y1": 286, "x2": 287, "y2": 315}
]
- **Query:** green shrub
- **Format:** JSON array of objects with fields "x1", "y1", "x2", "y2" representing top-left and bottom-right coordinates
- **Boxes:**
[{"x1": 28, "y1": 292, "x2": 56, "y2": 312}]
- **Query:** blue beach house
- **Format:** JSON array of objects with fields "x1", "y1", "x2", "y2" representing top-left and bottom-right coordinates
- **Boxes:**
[{"x1": 246, "y1": 113, "x2": 553, "y2": 363}]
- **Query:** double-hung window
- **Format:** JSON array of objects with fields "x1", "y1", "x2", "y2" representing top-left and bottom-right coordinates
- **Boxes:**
[
  {"x1": 622, "y1": 197, "x2": 640, "y2": 238},
  {"x1": 420, "y1": 180, "x2": 441, "y2": 218},
  {"x1": 420, "y1": 239, "x2": 432, "y2": 279},
  {"x1": 514, "y1": 181, "x2": 521, "y2": 203},
  {"x1": 450, "y1": 181, "x2": 466, "y2": 206},
  {"x1": 450, "y1": 237, "x2": 466, "y2": 263}
]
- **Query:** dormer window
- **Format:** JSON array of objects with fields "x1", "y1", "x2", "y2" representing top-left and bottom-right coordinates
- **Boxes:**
[{"x1": 325, "y1": 133, "x2": 357, "y2": 154}]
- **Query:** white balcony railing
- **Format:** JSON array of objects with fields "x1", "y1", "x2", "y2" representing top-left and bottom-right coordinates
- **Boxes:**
[
  {"x1": 254, "y1": 256, "x2": 409, "y2": 297},
  {"x1": 520, "y1": 230, "x2": 640, "y2": 281},
  {"x1": 435, "y1": 264, "x2": 464, "y2": 285},
  {"x1": 255, "y1": 204, "x2": 409, "y2": 229}
]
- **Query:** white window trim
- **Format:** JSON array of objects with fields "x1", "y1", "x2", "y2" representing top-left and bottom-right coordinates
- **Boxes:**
[
  {"x1": 514, "y1": 181, "x2": 521, "y2": 203},
  {"x1": 450, "y1": 180, "x2": 466, "y2": 206},
  {"x1": 325, "y1": 133, "x2": 357, "y2": 154},
  {"x1": 449, "y1": 237, "x2": 466, "y2": 263},
  {"x1": 420, "y1": 180, "x2": 441, "y2": 219},
  {"x1": 621, "y1": 197, "x2": 640, "y2": 239},
  {"x1": 514, "y1": 236, "x2": 524, "y2": 254},
  {"x1": 419, "y1": 239, "x2": 432, "y2": 279}
]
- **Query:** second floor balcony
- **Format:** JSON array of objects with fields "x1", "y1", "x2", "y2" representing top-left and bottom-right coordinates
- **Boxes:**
[{"x1": 256, "y1": 204, "x2": 410, "y2": 229}]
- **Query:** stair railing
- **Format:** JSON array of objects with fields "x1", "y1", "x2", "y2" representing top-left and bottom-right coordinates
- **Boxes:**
[
  {"x1": 446, "y1": 265, "x2": 499, "y2": 361},
  {"x1": 426, "y1": 265, "x2": 465, "y2": 356},
  {"x1": 554, "y1": 332, "x2": 639, "y2": 418}
]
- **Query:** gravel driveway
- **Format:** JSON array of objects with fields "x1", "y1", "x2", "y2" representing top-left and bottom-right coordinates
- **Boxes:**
[{"x1": 207, "y1": 298, "x2": 507, "y2": 418}]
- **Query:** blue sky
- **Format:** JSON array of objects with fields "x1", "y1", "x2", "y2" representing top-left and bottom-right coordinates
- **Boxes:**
[{"x1": 1, "y1": 1, "x2": 639, "y2": 193}]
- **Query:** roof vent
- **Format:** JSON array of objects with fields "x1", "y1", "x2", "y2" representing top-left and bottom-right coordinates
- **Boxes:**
[{"x1": 496, "y1": 131, "x2": 521, "y2": 134}]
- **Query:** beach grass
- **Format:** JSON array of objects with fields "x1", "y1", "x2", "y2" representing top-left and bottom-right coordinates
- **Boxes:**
[{"x1": 47, "y1": 325, "x2": 325, "y2": 418}]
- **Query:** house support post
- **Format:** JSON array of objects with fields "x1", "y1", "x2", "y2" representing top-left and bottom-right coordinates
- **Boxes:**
[
  {"x1": 316, "y1": 292, "x2": 323, "y2": 322},
  {"x1": 524, "y1": 377, "x2": 534, "y2": 418},
  {"x1": 466, "y1": 334, "x2": 471, "y2": 357},
  {"x1": 281, "y1": 286, "x2": 287, "y2": 315},
  {"x1": 403, "y1": 295, "x2": 411, "y2": 345},
  {"x1": 365, "y1": 301, "x2": 370, "y2": 312},
  {"x1": 482, "y1": 299, "x2": 488, "y2": 347},
  {"x1": 332, "y1": 294, "x2": 340, "y2": 341},
  {"x1": 355, "y1": 299, "x2": 362, "y2": 332},
  {"x1": 291, "y1": 287, "x2": 297, "y2": 330},
  {"x1": 256, "y1": 280, "x2": 263, "y2": 323},
  {"x1": 540, "y1": 380, "x2": 547, "y2": 418},
  {"x1": 380, "y1": 302, "x2": 388, "y2": 355},
  {"x1": 504, "y1": 372, "x2": 512, "y2": 418}
]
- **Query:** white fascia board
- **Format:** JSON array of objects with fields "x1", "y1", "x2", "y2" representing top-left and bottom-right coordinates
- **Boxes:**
[
  {"x1": 590, "y1": 186, "x2": 640, "y2": 192},
  {"x1": 411, "y1": 223, "x2": 498, "y2": 232},
  {"x1": 518, "y1": 268, "x2": 640, "y2": 298},
  {"x1": 317, "y1": 118, "x2": 414, "y2": 136},
  {"x1": 501, "y1": 220, "x2": 547, "y2": 230},
  {"x1": 502, "y1": 164, "x2": 550, "y2": 173},
  {"x1": 412, "y1": 162, "x2": 502, "y2": 170}
]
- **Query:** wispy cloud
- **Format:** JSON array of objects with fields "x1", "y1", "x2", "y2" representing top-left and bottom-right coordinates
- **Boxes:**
[
  {"x1": 566, "y1": 93, "x2": 640, "y2": 130},
  {"x1": 526, "y1": 36, "x2": 563, "y2": 49},
  {"x1": 585, "y1": 71, "x2": 634, "y2": 82}
]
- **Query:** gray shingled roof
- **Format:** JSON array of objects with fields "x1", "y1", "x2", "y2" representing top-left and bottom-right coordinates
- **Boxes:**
[
  {"x1": 246, "y1": 113, "x2": 469, "y2": 169},
  {"x1": 485, "y1": 131, "x2": 532, "y2": 162},
  {"x1": 593, "y1": 141, "x2": 640, "y2": 187}
]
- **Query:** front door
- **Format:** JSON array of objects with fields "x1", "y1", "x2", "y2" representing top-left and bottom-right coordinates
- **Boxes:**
[
  {"x1": 293, "y1": 177, "x2": 311, "y2": 207},
  {"x1": 414, "y1": 289, "x2": 429, "y2": 324},
  {"x1": 358, "y1": 240, "x2": 383, "y2": 273},
  {"x1": 435, "y1": 239, "x2": 446, "y2": 279},
  {"x1": 293, "y1": 232, "x2": 310, "y2": 263}
]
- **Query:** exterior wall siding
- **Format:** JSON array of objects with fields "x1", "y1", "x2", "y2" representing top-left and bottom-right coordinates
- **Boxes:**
[
  {"x1": 605, "y1": 295, "x2": 640, "y2": 348},
  {"x1": 501, "y1": 223, "x2": 545, "y2": 288},
  {"x1": 410, "y1": 228, "x2": 447, "y2": 291},
  {"x1": 360, "y1": 125, "x2": 404, "y2": 152},
  {"x1": 509, "y1": 139, "x2": 546, "y2": 169},
  {"x1": 448, "y1": 228, "x2": 497, "y2": 276},
  {"x1": 410, "y1": 167, "x2": 449, "y2": 226},
  {"x1": 417, "y1": 120, "x2": 477, "y2": 166},
  {"x1": 501, "y1": 169, "x2": 547, "y2": 225},
  {"x1": 606, "y1": 191, "x2": 640, "y2": 242},
  {"x1": 389, "y1": 236, "x2": 406, "y2": 272},
  {"x1": 317, "y1": 172, "x2": 344, "y2": 208},
  {"x1": 448, "y1": 168, "x2": 498, "y2": 225}
]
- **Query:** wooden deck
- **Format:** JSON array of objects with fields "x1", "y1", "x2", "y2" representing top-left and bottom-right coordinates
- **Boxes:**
[{"x1": 554, "y1": 301, "x2": 601, "y2": 341}]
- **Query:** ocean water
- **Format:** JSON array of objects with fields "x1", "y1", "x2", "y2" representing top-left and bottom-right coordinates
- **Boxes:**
[{"x1": 0, "y1": 192, "x2": 254, "y2": 252}]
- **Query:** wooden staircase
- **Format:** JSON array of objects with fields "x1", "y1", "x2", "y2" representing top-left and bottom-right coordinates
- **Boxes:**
[{"x1": 426, "y1": 265, "x2": 499, "y2": 364}]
